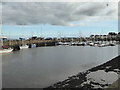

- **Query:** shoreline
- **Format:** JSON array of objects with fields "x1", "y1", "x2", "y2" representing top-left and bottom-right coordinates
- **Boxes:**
[{"x1": 45, "y1": 55, "x2": 120, "y2": 90}]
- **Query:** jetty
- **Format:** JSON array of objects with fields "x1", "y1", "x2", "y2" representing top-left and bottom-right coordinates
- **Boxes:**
[{"x1": 2, "y1": 39, "x2": 57, "y2": 51}]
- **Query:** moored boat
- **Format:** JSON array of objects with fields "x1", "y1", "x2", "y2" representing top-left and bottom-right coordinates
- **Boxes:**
[
  {"x1": 20, "y1": 45, "x2": 28, "y2": 49},
  {"x1": 0, "y1": 48, "x2": 13, "y2": 54},
  {"x1": 0, "y1": 36, "x2": 13, "y2": 53},
  {"x1": 0, "y1": 46, "x2": 13, "y2": 54},
  {"x1": 109, "y1": 43, "x2": 116, "y2": 46}
]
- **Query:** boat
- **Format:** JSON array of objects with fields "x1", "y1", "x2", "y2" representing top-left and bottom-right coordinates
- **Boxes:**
[
  {"x1": 98, "y1": 43, "x2": 106, "y2": 47},
  {"x1": 20, "y1": 45, "x2": 28, "y2": 49},
  {"x1": 62, "y1": 42, "x2": 70, "y2": 45},
  {"x1": 88, "y1": 42, "x2": 94, "y2": 46},
  {"x1": 57, "y1": 42, "x2": 64, "y2": 45},
  {"x1": 109, "y1": 43, "x2": 116, "y2": 46},
  {"x1": 0, "y1": 36, "x2": 13, "y2": 54},
  {"x1": 31, "y1": 44, "x2": 36, "y2": 48},
  {"x1": 57, "y1": 42, "x2": 70, "y2": 45},
  {"x1": 0, "y1": 45, "x2": 13, "y2": 54},
  {"x1": 0, "y1": 48, "x2": 13, "y2": 54},
  {"x1": 77, "y1": 42, "x2": 86, "y2": 46},
  {"x1": 70, "y1": 42, "x2": 79, "y2": 46}
]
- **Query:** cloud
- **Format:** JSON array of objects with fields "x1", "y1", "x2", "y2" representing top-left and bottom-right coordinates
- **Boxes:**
[
  {"x1": 1, "y1": 2, "x2": 118, "y2": 26},
  {"x1": 1, "y1": 0, "x2": 119, "y2": 2},
  {"x1": 0, "y1": 2, "x2": 2, "y2": 25}
]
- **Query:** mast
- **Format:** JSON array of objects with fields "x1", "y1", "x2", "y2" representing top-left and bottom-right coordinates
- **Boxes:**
[
  {"x1": 41, "y1": 24, "x2": 43, "y2": 38},
  {"x1": 79, "y1": 30, "x2": 82, "y2": 42}
]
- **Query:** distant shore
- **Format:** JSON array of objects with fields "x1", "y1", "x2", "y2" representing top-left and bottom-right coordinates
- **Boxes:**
[{"x1": 45, "y1": 55, "x2": 120, "y2": 90}]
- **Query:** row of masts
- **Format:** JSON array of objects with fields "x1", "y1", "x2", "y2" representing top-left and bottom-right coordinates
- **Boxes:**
[{"x1": 0, "y1": 23, "x2": 115, "y2": 40}]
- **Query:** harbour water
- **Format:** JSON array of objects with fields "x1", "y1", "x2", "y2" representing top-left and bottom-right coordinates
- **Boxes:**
[{"x1": 2, "y1": 45, "x2": 118, "y2": 88}]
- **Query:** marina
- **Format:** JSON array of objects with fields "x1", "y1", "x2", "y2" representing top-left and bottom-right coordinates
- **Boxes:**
[
  {"x1": 0, "y1": 35, "x2": 119, "y2": 54},
  {"x1": 0, "y1": 40, "x2": 118, "y2": 54},
  {"x1": 1, "y1": 2, "x2": 119, "y2": 89},
  {"x1": 2, "y1": 45, "x2": 118, "y2": 88}
]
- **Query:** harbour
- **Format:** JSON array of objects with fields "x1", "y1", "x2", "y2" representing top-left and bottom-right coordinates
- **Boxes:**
[
  {"x1": 1, "y1": 2, "x2": 119, "y2": 89},
  {"x1": 2, "y1": 45, "x2": 118, "y2": 88},
  {"x1": 0, "y1": 32, "x2": 119, "y2": 53}
]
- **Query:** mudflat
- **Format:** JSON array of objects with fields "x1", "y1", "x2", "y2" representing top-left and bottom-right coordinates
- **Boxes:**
[{"x1": 46, "y1": 55, "x2": 120, "y2": 90}]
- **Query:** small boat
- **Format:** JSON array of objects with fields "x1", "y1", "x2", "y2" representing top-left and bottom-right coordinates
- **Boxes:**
[
  {"x1": 57, "y1": 42, "x2": 69, "y2": 45},
  {"x1": 20, "y1": 45, "x2": 28, "y2": 49},
  {"x1": 109, "y1": 43, "x2": 116, "y2": 46},
  {"x1": 0, "y1": 36, "x2": 13, "y2": 54},
  {"x1": 0, "y1": 48, "x2": 13, "y2": 54},
  {"x1": 62, "y1": 42, "x2": 69, "y2": 45},
  {"x1": 57, "y1": 42, "x2": 64, "y2": 45},
  {"x1": 77, "y1": 42, "x2": 86, "y2": 46},
  {"x1": 0, "y1": 46, "x2": 13, "y2": 54},
  {"x1": 98, "y1": 44, "x2": 106, "y2": 47},
  {"x1": 88, "y1": 42, "x2": 94, "y2": 46},
  {"x1": 31, "y1": 44, "x2": 36, "y2": 48}
]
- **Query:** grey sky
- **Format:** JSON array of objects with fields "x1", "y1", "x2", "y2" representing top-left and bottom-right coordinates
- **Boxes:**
[{"x1": 1, "y1": 2, "x2": 118, "y2": 26}]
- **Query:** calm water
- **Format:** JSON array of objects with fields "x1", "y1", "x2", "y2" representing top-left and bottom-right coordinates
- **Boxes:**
[{"x1": 2, "y1": 46, "x2": 118, "y2": 88}]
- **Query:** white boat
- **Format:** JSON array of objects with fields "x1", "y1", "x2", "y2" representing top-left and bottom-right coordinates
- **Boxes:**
[
  {"x1": 57, "y1": 42, "x2": 64, "y2": 45},
  {"x1": 98, "y1": 44, "x2": 106, "y2": 47},
  {"x1": 0, "y1": 48, "x2": 13, "y2": 54},
  {"x1": 63, "y1": 42, "x2": 69, "y2": 45},
  {"x1": 77, "y1": 42, "x2": 86, "y2": 46},
  {"x1": 20, "y1": 45, "x2": 28, "y2": 49},
  {"x1": 0, "y1": 36, "x2": 13, "y2": 54},
  {"x1": 31, "y1": 44, "x2": 36, "y2": 48},
  {"x1": 89, "y1": 42, "x2": 94, "y2": 46}
]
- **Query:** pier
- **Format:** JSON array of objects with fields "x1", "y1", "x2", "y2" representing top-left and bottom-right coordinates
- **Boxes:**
[
  {"x1": 1, "y1": 32, "x2": 120, "y2": 52},
  {"x1": 2, "y1": 39, "x2": 58, "y2": 51}
]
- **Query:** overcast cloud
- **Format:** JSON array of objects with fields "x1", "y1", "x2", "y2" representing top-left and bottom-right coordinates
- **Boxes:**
[{"x1": 1, "y1": 2, "x2": 118, "y2": 26}]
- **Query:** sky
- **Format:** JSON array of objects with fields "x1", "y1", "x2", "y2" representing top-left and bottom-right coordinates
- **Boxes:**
[{"x1": 0, "y1": 1, "x2": 118, "y2": 39}]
